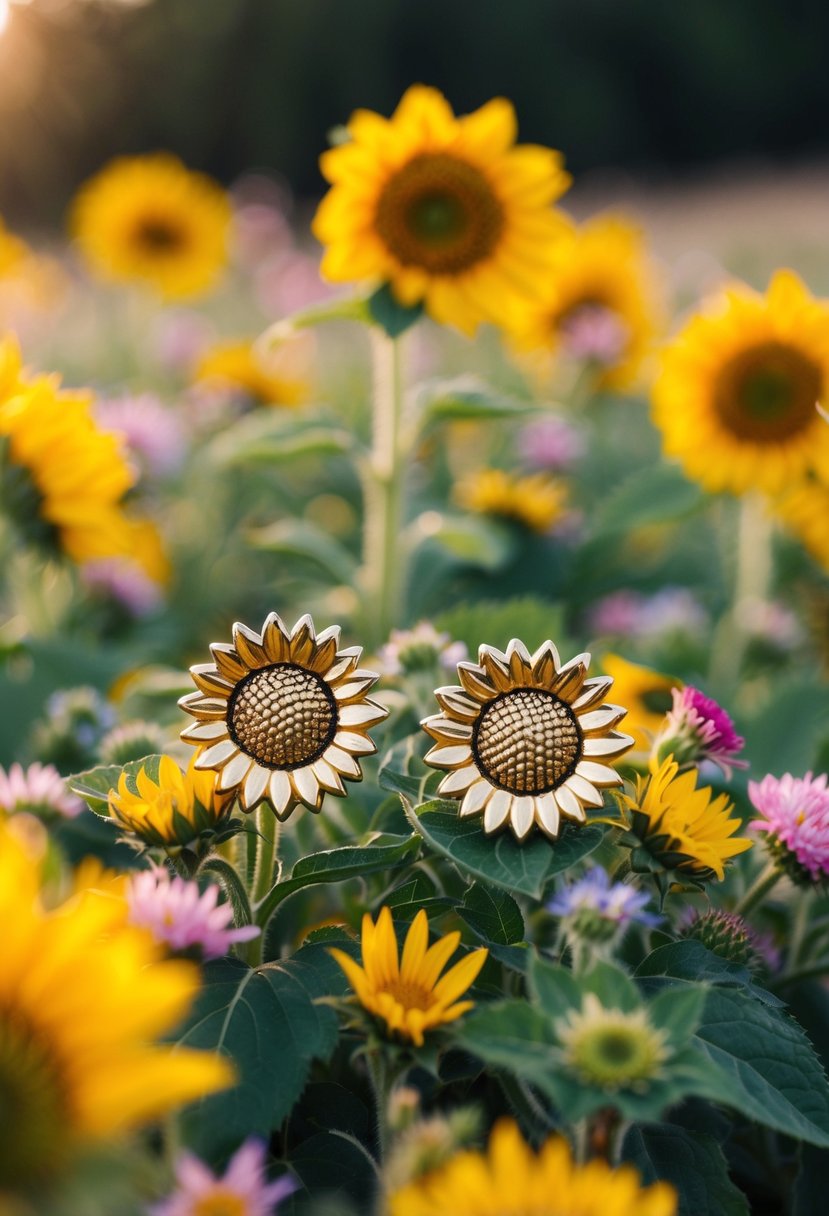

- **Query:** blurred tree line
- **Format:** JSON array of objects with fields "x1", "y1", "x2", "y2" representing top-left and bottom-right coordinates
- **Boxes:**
[{"x1": 2, "y1": 0, "x2": 828, "y2": 227}]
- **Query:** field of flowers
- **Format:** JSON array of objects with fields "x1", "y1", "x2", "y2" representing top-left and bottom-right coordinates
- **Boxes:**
[{"x1": 2, "y1": 83, "x2": 829, "y2": 1215}]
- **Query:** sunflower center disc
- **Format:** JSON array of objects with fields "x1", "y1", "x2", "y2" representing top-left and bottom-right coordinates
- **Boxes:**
[
  {"x1": 715, "y1": 340, "x2": 821, "y2": 442},
  {"x1": 228, "y1": 663, "x2": 337, "y2": 770},
  {"x1": 135, "y1": 217, "x2": 184, "y2": 252},
  {"x1": 0, "y1": 1015, "x2": 67, "y2": 1188},
  {"x1": 472, "y1": 688, "x2": 582, "y2": 795},
  {"x1": 374, "y1": 153, "x2": 504, "y2": 274}
]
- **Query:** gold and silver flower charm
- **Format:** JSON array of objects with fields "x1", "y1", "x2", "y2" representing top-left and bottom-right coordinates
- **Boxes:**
[
  {"x1": 422, "y1": 639, "x2": 633, "y2": 841},
  {"x1": 179, "y1": 613, "x2": 388, "y2": 819}
]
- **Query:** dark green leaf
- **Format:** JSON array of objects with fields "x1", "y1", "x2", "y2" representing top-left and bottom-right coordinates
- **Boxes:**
[
  {"x1": 459, "y1": 884, "x2": 525, "y2": 945},
  {"x1": 70, "y1": 755, "x2": 164, "y2": 817},
  {"x1": 246, "y1": 518, "x2": 357, "y2": 584},
  {"x1": 593, "y1": 464, "x2": 703, "y2": 535},
  {"x1": 623, "y1": 1124, "x2": 749, "y2": 1216},
  {"x1": 636, "y1": 940, "x2": 784, "y2": 1007},
  {"x1": 420, "y1": 376, "x2": 537, "y2": 423},
  {"x1": 366, "y1": 282, "x2": 423, "y2": 337}
]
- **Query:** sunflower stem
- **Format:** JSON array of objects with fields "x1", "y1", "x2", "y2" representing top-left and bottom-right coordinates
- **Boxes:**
[
  {"x1": 734, "y1": 860, "x2": 781, "y2": 917},
  {"x1": 252, "y1": 806, "x2": 279, "y2": 911},
  {"x1": 365, "y1": 1048, "x2": 394, "y2": 1162},
  {"x1": 361, "y1": 328, "x2": 407, "y2": 648},
  {"x1": 710, "y1": 492, "x2": 774, "y2": 689},
  {"x1": 199, "y1": 855, "x2": 254, "y2": 930}
]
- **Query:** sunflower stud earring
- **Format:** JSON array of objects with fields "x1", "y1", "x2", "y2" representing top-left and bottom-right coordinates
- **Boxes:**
[
  {"x1": 422, "y1": 639, "x2": 633, "y2": 841},
  {"x1": 179, "y1": 613, "x2": 388, "y2": 820}
]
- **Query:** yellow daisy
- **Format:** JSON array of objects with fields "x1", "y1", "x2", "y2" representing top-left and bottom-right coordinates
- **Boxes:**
[
  {"x1": 620, "y1": 756, "x2": 752, "y2": 882},
  {"x1": 179, "y1": 612, "x2": 388, "y2": 819},
  {"x1": 0, "y1": 819, "x2": 232, "y2": 1192},
  {"x1": 652, "y1": 270, "x2": 829, "y2": 495},
  {"x1": 422, "y1": 639, "x2": 633, "y2": 841},
  {"x1": 600, "y1": 655, "x2": 680, "y2": 755},
  {"x1": 329, "y1": 906, "x2": 487, "y2": 1047},
  {"x1": 194, "y1": 335, "x2": 310, "y2": 407},
  {"x1": 510, "y1": 213, "x2": 664, "y2": 389},
  {"x1": 70, "y1": 153, "x2": 232, "y2": 301},
  {"x1": 387, "y1": 1117, "x2": 677, "y2": 1216},
  {"x1": 455, "y1": 468, "x2": 567, "y2": 533},
  {"x1": 0, "y1": 341, "x2": 137, "y2": 564},
  {"x1": 773, "y1": 476, "x2": 829, "y2": 571},
  {"x1": 313, "y1": 85, "x2": 571, "y2": 335},
  {"x1": 107, "y1": 754, "x2": 233, "y2": 848}
]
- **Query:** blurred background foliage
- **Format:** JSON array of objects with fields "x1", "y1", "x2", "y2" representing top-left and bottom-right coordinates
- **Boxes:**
[{"x1": 4, "y1": 0, "x2": 829, "y2": 226}]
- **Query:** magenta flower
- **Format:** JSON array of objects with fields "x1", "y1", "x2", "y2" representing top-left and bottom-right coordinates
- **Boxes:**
[
  {"x1": 0, "y1": 761, "x2": 82, "y2": 818},
  {"x1": 749, "y1": 772, "x2": 829, "y2": 882},
  {"x1": 127, "y1": 869, "x2": 260, "y2": 960},
  {"x1": 654, "y1": 686, "x2": 746, "y2": 778},
  {"x1": 152, "y1": 1139, "x2": 296, "y2": 1216}
]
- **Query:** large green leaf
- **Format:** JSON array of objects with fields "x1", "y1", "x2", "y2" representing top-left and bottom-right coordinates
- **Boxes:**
[
  {"x1": 592, "y1": 464, "x2": 703, "y2": 535},
  {"x1": 419, "y1": 376, "x2": 537, "y2": 424},
  {"x1": 70, "y1": 754, "x2": 165, "y2": 817},
  {"x1": 208, "y1": 412, "x2": 355, "y2": 467},
  {"x1": 624, "y1": 1124, "x2": 749, "y2": 1216},
  {"x1": 692, "y1": 988, "x2": 829, "y2": 1148},
  {"x1": 458, "y1": 883, "x2": 525, "y2": 945},
  {"x1": 420, "y1": 514, "x2": 515, "y2": 572},
  {"x1": 246, "y1": 518, "x2": 357, "y2": 584},
  {"x1": 405, "y1": 800, "x2": 603, "y2": 898},
  {"x1": 176, "y1": 945, "x2": 348, "y2": 1157},
  {"x1": 635, "y1": 940, "x2": 784, "y2": 1007}
]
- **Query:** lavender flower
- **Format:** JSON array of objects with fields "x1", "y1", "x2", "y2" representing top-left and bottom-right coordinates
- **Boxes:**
[
  {"x1": 654, "y1": 686, "x2": 746, "y2": 778},
  {"x1": 517, "y1": 416, "x2": 586, "y2": 472},
  {"x1": 588, "y1": 587, "x2": 707, "y2": 640},
  {"x1": 559, "y1": 303, "x2": 629, "y2": 365},
  {"x1": 749, "y1": 772, "x2": 829, "y2": 883},
  {"x1": 151, "y1": 1139, "x2": 295, "y2": 1216},
  {"x1": 377, "y1": 622, "x2": 468, "y2": 677},
  {"x1": 96, "y1": 393, "x2": 187, "y2": 478},
  {"x1": 127, "y1": 869, "x2": 260, "y2": 960},
  {"x1": 548, "y1": 867, "x2": 659, "y2": 945},
  {"x1": 82, "y1": 558, "x2": 164, "y2": 617},
  {"x1": 0, "y1": 761, "x2": 82, "y2": 818}
]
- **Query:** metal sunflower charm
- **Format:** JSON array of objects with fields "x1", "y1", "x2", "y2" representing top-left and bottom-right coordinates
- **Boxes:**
[
  {"x1": 179, "y1": 613, "x2": 388, "y2": 819},
  {"x1": 422, "y1": 639, "x2": 633, "y2": 841}
]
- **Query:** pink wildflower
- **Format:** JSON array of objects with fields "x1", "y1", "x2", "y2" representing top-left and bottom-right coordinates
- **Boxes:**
[
  {"x1": 654, "y1": 686, "x2": 746, "y2": 778},
  {"x1": 749, "y1": 772, "x2": 829, "y2": 882},
  {"x1": 96, "y1": 393, "x2": 187, "y2": 478},
  {"x1": 81, "y1": 558, "x2": 164, "y2": 617},
  {"x1": 0, "y1": 761, "x2": 82, "y2": 818},
  {"x1": 559, "y1": 303, "x2": 629, "y2": 365},
  {"x1": 517, "y1": 416, "x2": 586, "y2": 472},
  {"x1": 127, "y1": 868, "x2": 260, "y2": 960},
  {"x1": 152, "y1": 1139, "x2": 295, "y2": 1216}
]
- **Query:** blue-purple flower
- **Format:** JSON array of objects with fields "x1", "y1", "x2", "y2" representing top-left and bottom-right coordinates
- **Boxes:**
[{"x1": 548, "y1": 867, "x2": 660, "y2": 946}]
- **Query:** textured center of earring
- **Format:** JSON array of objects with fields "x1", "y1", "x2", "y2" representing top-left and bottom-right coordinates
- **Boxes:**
[
  {"x1": 472, "y1": 689, "x2": 582, "y2": 795},
  {"x1": 228, "y1": 663, "x2": 337, "y2": 769}
]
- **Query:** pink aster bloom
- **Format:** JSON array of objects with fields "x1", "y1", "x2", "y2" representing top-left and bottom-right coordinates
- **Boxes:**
[
  {"x1": 96, "y1": 393, "x2": 187, "y2": 478},
  {"x1": 517, "y1": 416, "x2": 586, "y2": 472},
  {"x1": 654, "y1": 686, "x2": 747, "y2": 778},
  {"x1": 152, "y1": 1139, "x2": 296, "y2": 1216},
  {"x1": 127, "y1": 869, "x2": 260, "y2": 960},
  {"x1": 0, "y1": 761, "x2": 82, "y2": 818},
  {"x1": 749, "y1": 772, "x2": 829, "y2": 881},
  {"x1": 559, "y1": 303, "x2": 629, "y2": 365}
]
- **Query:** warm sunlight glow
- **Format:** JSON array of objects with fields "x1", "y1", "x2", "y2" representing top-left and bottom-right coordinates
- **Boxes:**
[{"x1": 0, "y1": 2, "x2": 10, "y2": 35}]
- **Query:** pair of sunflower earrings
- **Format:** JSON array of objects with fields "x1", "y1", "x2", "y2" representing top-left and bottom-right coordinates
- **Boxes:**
[{"x1": 179, "y1": 613, "x2": 633, "y2": 843}]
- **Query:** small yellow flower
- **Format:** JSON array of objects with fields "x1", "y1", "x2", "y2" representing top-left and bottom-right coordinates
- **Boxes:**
[
  {"x1": 652, "y1": 270, "x2": 829, "y2": 496},
  {"x1": 313, "y1": 85, "x2": 571, "y2": 335},
  {"x1": 387, "y1": 1117, "x2": 677, "y2": 1216},
  {"x1": 70, "y1": 153, "x2": 232, "y2": 301},
  {"x1": 108, "y1": 754, "x2": 232, "y2": 848},
  {"x1": 0, "y1": 819, "x2": 232, "y2": 1192},
  {"x1": 600, "y1": 655, "x2": 679, "y2": 755},
  {"x1": 510, "y1": 213, "x2": 664, "y2": 389},
  {"x1": 456, "y1": 468, "x2": 567, "y2": 533},
  {"x1": 329, "y1": 907, "x2": 488, "y2": 1047},
  {"x1": 556, "y1": 994, "x2": 670, "y2": 1091},
  {"x1": 621, "y1": 755, "x2": 752, "y2": 882},
  {"x1": 194, "y1": 335, "x2": 310, "y2": 407}
]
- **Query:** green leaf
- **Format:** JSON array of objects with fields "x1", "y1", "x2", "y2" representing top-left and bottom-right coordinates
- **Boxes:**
[
  {"x1": 421, "y1": 514, "x2": 515, "y2": 572},
  {"x1": 366, "y1": 282, "x2": 424, "y2": 337},
  {"x1": 593, "y1": 464, "x2": 703, "y2": 535},
  {"x1": 434, "y1": 597, "x2": 570, "y2": 658},
  {"x1": 742, "y1": 679, "x2": 829, "y2": 774},
  {"x1": 288, "y1": 1129, "x2": 377, "y2": 1209},
  {"x1": 458, "y1": 883, "x2": 524, "y2": 945},
  {"x1": 257, "y1": 835, "x2": 420, "y2": 924},
  {"x1": 247, "y1": 518, "x2": 357, "y2": 585},
  {"x1": 419, "y1": 376, "x2": 537, "y2": 424},
  {"x1": 176, "y1": 946, "x2": 346, "y2": 1157},
  {"x1": 405, "y1": 799, "x2": 603, "y2": 898},
  {"x1": 208, "y1": 412, "x2": 355, "y2": 467},
  {"x1": 69, "y1": 754, "x2": 164, "y2": 817},
  {"x1": 635, "y1": 940, "x2": 784, "y2": 1007},
  {"x1": 648, "y1": 985, "x2": 708, "y2": 1045},
  {"x1": 378, "y1": 735, "x2": 434, "y2": 805},
  {"x1": 623, "y1": 1124, "x2": 749, "y2": 1216},
  {"x1": 260, "y1": 295, "x2": 371, "y2": 340},
  {"x1": 455, "y1": 998, "x2": 558, "y2": 1075},
  {"x1": 692, "y1": 987, "x2": 829, "y2": 1147},
  {"x1": 794, "y1": 1144, "x2": 829, "y2": 1216},
  {"x1": 527, "y1": 953, "x2": 581, "y2": 1019}
]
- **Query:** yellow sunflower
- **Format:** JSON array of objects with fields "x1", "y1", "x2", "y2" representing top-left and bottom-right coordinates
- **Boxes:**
[
  {"x1": 621, "y1": 756, "x2": 752, "y2": 882},
  {"x1": 194, "y1": 335, "x2": 310, "y2": 407},
  {"x1": 455, "y1": 468, "x2": 567, "y2": 533},
  {"x1": 0, "y1": 341, "x2": 137, "y2": 564},
  {"x1": 422, "y1": 639, "x2": 633, "y2": 841},
  {"x1": 600, "y1": 655, "x2": 680, "y2": 756},
  {"x1": 652, "y1": 270, "x2": 829, "y2": 495},
  {"x1": 387, "y1": 1118, "x2": 676, "y2": 1216},
  {"x1": 70, "y1": 153, "x2": 232, "y2": 301},
  {"x1": 510, "y1": 213, "x2": 664, "y2": 389},
  {"x1": 0, "y1": 819, "x2": 232, "y2": 1192},
  {"x1": 313, "y1": 85, "x2": 571, "y2": 335},
  {"x1": 0, "y1": 217, "x2": 29, "y2": 278},
  {"x1": 107, "y1": 754, "x2": 233, "y2": 848},
  {"x1": 773, "y1": 476, "x2": 829, "y2": 571},
  {"x1": 180, "y1": 612, "x2": 388, "y2": 819},
  {"x1": 330, "y1": 906, "x2": 487, "y2": 1047}
]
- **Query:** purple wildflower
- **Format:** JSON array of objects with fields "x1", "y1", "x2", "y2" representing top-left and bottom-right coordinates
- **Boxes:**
[
  {"x1": 151, "y1": 1139, "x2": 295, "y2": 1216},
  {"x1": 127, "y1": 869, "x2": 260, "y2": 960},
  {"x1": 517, "y1": 416, "x2": 586, "y2": 472},
  {"x1": 559, "y1": 303, "x2": 629, "y2": 365},
  {"x1": 654, "y1": 686, "x2": 746, "y2": 778},
  {"x1": 0, "y1": 761, "x2": 82, "y2": 819},
  {"x1": 548, "y1": 867, "x2": 660, "y2": 933},
  {"x1": 96, "y1": 393, "x2": 187, "y2": 478}
]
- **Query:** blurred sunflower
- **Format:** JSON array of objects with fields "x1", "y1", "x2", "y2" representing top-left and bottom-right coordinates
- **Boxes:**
[
  {"x1": 0, "y1": 340, "x2": 137, "y2": 563},
  {"x1": 773, "y1": 476, "x2": 829, "y2": 571},
  {"x1": 194, "y1": 335, "x2": 310, "y2": 407},
  {"x1": 600, "y1": 655, "x2": 680, "y2": 755},
  {"x1": 456, "y1": 468, "x2": 567, "y2": 533},
  {"x1": 70, "y1": 154, "x2": 231, "y2": 301},
  {"x1": 0, "y1": 820, "x2": 232, "y2": 1193},
  {"x1": 0, "y1": 217, "x2": 29, "y2": 277},
  {"x1": 387, "y1": 1118, "x2": 676, "y2": 1216},
  {"x1": 652, "y1": 270, "x2": 829, "y2": 495},
  {"x1": 510, "y1": 214, "x2": 664, "y2": 389},
  {"x1": 313, "y1": 85, "x2": 571, "y2": 335}
]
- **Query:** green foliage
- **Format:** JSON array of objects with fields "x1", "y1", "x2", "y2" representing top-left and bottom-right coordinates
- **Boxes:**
[{"x1": 623, "y1": 1124, "x2": 750, "y2": 1216}]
